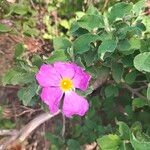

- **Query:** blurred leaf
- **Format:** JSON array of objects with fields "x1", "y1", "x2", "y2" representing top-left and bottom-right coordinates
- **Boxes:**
[
  {"x1": 46, "y1": 50, "x2": 68, "y2": 63},
  {"x1": 83, "y1": 49, "x2": 97, "y2": 66},
  {"x1": 98, "y1": 38, "x2": 117, "y2": 54},
  {"x1": 125, "y1": 105, "x2": 133, "y2": 119},
  {"x1": 14, "y1": 43, "x2": 25, "y2": 58},
  {"x1": 121, "y1": 55, "x2": 134, "y2": 67},
  {"x1": 140, "y1": 39, "x2": 150, "y2": 53},
  {"x1": 31, "y1": 55, "x2": 43, "y2": 67},
  {"x1": 133, "y1": 0, "x2": 146, "y2": 16},
  {"x1": 132, "y1": 98, "x2": 147, "y2": 109},
  {"x1": 118, "y1": 39, "x2": 131, "y2": 52},
  {"x1": 73, "y1": 33, "x2": 100, "y2": 54},
  {"x1": 45, "y1": 132, "x2": 64, "y2": 149},
  {"x1": 97, "y1": 134, "x2": 121, "y2": 150},
  {"x1": 129, "y1": 37, "x2": 141, "y2": 50},
  {"x1": 142, "y1": 16, "x2": 150, "y2": 33},
  {"x1": 23, "y1": 23, "x2": 39, "y2": 36},
  {"x1": 108, "y1": 2, "x2": 133, "y2": 22},
  {"x1": 112, "y1": 63, "x2": 124, "y2": 83},
  {"x1": 53, "y1": 37, "x2": 71, "y2": 50},
  {"x1": 105, "y1": 85, "x2": 119, "y2": 98},
  {"x1": 75, "y1": 56, "x2": 85, "y2": 68},
  {"x1": 134, "y1": 52, "x2": 150, "y2": 73},
  {"x1": 77, "y1": 14, "x2": 104, "y2": 31},
  {"x1": 117, "y1": 121, "x2": 131, "y2": 140},
  {"x1": 86, "y1": 4, "x2": 99, "y2": 15},
  {"x1": 125, "y1": 70, "x2": 138, "y2": 84},
  {"x1": 77, "y1": 86, "x2": 94, "y2": 97},
  {"x1": 0, "y1": 23, "x2": 11, "y2": 32},
  {"x1": 67, "y1": 139, "x2": 81, "y2": 150},
  {"x1": 130, "y1": 133, "x2": 150, "y2": 150},
  {"x1": 2, "y1": 69, "x2": 35, "y2": 86},
  {"x1": 60, "y1": 19, "x2": 70, "y2": 29},
  {"x1": 12, "y1": 3, "x2": 29, "y2": 15},
  {"x1": 17, "y1": 82, "x2": 38, "y2": 106},
  {"x1": 0, "y1": 119, "x2": 15, "y2": 129},
  {"x1": 87, "y1": 65, "x2": 110, "y2": 79}
]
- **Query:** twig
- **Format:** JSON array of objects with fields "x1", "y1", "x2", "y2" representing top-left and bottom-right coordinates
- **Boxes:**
[
  {"x1": 92, "y1": 75, "x2": 109, "y2": 90},
  {"x1": 102, "y1": 0, "x2": 109, "y2": 13},
  {"x1": 1, "y1": 110, "x2": 61, "y2": 150},
  {"x1": 0, "y1": 129, "x2": 19, "y2": 136},
  {"x1": 19, "y1": 110, "x2": 61, "y2": 142},
  {"x1": 30, "y1": 0, "x2": 36, "y2": 10},
  {"x1": 15, "y1": 108, "x2": 42, "y2": 117},
  {"x1": 61, "y1": 112, "x2": 66, "y2": 137},
  {"x1": 134, "y1": 85, "x2": 147, "y2": 92},
  {"x1": 123, "y1": 84, "x2": 148, "y2": 101}
]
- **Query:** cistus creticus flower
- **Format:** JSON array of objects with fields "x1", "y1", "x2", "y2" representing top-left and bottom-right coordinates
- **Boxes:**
[{"x1": 36, "y1": 62, "x2": 91, "y2": 118}]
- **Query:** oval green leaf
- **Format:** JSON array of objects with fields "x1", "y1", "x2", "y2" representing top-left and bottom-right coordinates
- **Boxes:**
[{"x1": 134, "y1": 52, "x2": 150, "y2": 73}]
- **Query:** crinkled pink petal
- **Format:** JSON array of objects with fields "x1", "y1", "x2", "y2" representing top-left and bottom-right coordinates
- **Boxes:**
[
  {"x1": 62, "y1": 91, "x2": 89, "y2": 118},
  {"x1": 54, "y1": 62, "x2": 76, "y2": 79},
  {"x1": 73, "y1": 66, "x2": 91, "y2": 91},
  {"x1": 41, "y1": 87, "x2": 63, "y2": 113},
  {"x1": 36, "y1": 64, "x2": 61, "y2": 87}
]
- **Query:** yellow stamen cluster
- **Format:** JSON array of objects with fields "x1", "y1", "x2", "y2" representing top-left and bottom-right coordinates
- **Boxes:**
[{"x1": 60, "y1": 78, "x2": 73, "y2": 92}]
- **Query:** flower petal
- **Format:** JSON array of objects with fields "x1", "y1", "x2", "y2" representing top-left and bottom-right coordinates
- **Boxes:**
[
  {"x1": 73, "y1": 66, "x2": 91, "y2": 91},
  {"x1": 41, "y1": 87, "x2": 63, "y2": 113},
  {"x1": 54, "y1": 62, "x2": 76, "y2": 79},
  {"x1": 36, "y1": 64, "x2": 61, "y2": 87},
  {"x1": 62, "y1": 91, "x2": 89, "y2": 118}
]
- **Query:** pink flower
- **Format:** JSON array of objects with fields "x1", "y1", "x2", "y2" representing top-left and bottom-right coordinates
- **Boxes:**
[{"x1": 36, "y1": 62, "x2": 91, "y2": 118}]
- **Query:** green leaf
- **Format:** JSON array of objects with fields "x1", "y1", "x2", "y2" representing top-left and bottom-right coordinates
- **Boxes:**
[
  {"x1": 60, "y1": 19, "x2": 70, "y2": 29},
  {"x1": 45, "y1": 50, "x2": 68, "y2": 63},
  {"x1": 129, "y1": 37, "x2": 141, "y2": 50},
  {"x1": 13, "y1": 4, "x2": 29, "y2": 15},
  {"x1": 2, "y1": 69, "x2": 35, "y2": 86},
  {"x1": 125, "y1": 70, "x2": 138, "y2": 84},
  {"x1": 130, "y1": 133, "x2": 150, "y2": 150},
  {"x1": 98, "y1": 38, "x2": 117, "y2": 54},
  {"x1": 142, "y1": 16, "x2": 150, "y2": 33},
  {"x1": 97, "y1": 134, "x2": 121, "y2": 150},
  {"x1": 53, "y1": 37, "x2": 71, "y2": 51},
  {"x1": 67, "y1": 139, "x2": 81, "y2": 150},
  {"x1": 108, "y1": 2, "x2": 133, "y2": 22},
  {"x1": 112, "y1": 63, "x2": 124, "y2": 83},
  {"x1": 45, "y1": 132, "x2": 64, "y2": 149},
  {"x1": 31, "y1": 55, "x2": 43, "y2": 67},
  {"x1": 140, "y1": 39, "x2": 150, "y2": 53},
  {"x1": 86, "y1": 4, "x2": 99, "y2": 15},
  {"x1": 134, "y1": 52, "x2": 150, "y2": 73},
  {"x1": 73, "y1": 33, "x2": 100, "y2": 54},
  {"x1": 147, "y1": 83, "x2": 150, "y2": 101},
  {"x1": 0, "y1": 23, "x2": 11, "y2": 32},
  {"x1": 77, "y1": 14, "x2": 104, "y2": 31},
  {"x1": 118, "y1": 39, "x2": 131, "y2": 52},
  {"x1": 23, "y1": 23, "x2": 39, "y2": 36},
  {"x1": 83, "y1": 50, "x2": 97, "y2": 66},
  {"x1": 132, "y1": 98, "x2": 147, "y2": 109},
  {"x1": 117, "y1": 121, "x2": 131, "y2": 140},
  {"x1": 105, "y1": 85, "x2": 119, "y2": 98},
  {"x1": 17, "y1": 83, "x2": 38, "y2": 106},
  {"x1": 14, "y1": 43, "x2": 25, "y2": 58},
  {"x1": 121, "y1": 55, "x2": 134, "y2": 67},
  {"x1": 87, "y1": 65, "x2": 110, "y2": 79},
  {"x1": 133, "y1": 0, "x2": 146, "y2": 16}
]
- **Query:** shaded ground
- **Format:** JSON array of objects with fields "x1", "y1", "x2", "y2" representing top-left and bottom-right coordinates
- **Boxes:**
[{"x1": 0, "y1": 34, "x2": 55, "y2": 149}]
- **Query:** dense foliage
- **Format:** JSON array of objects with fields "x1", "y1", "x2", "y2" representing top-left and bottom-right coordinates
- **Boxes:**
[{"x1": 0, "y1": 0, "x2": 150, "y2": 149}]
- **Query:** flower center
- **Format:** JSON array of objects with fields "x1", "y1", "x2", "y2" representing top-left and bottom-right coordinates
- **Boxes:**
[{"x1": 60, "y1": 78, "x2": 73, "y2": 92}]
